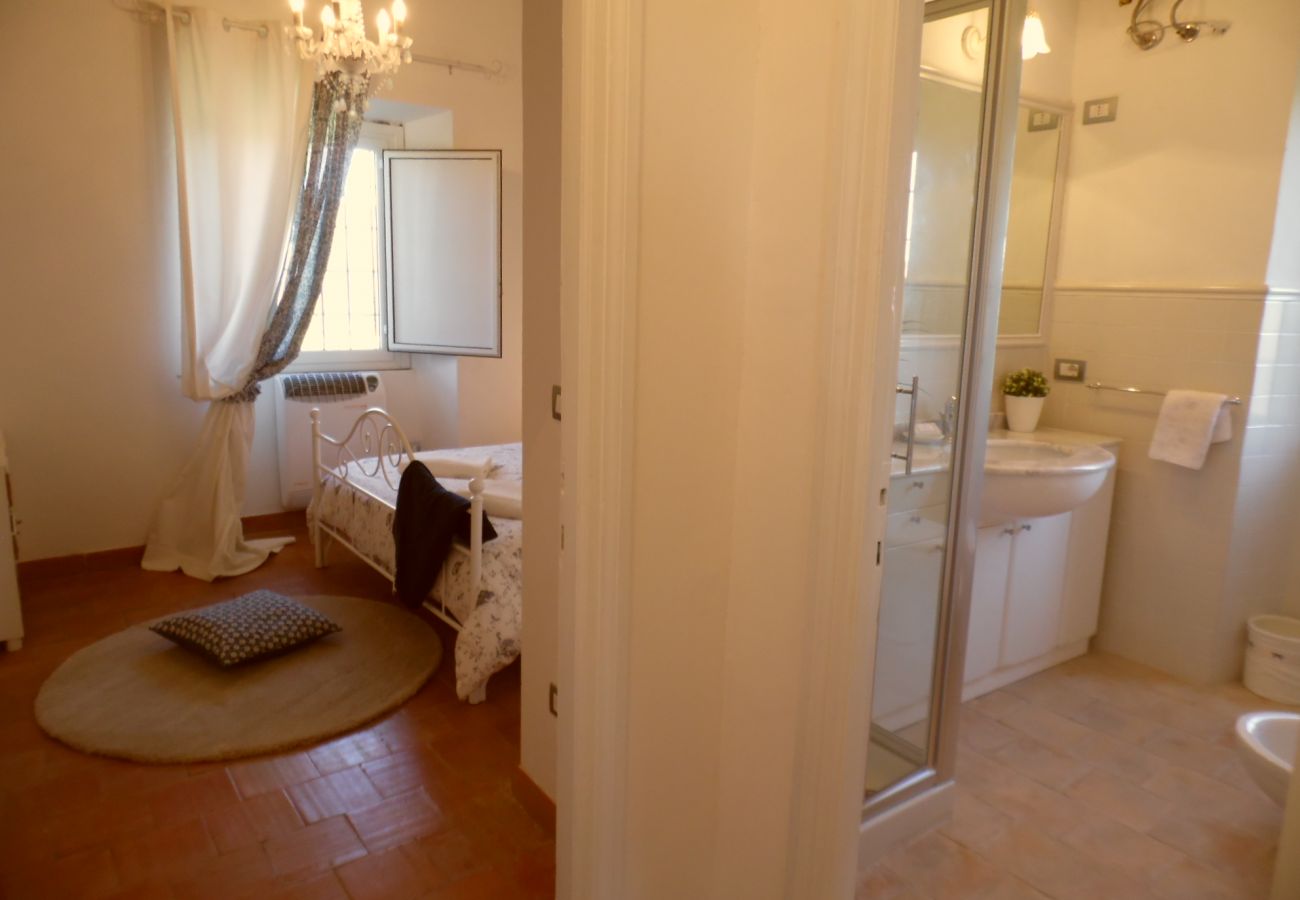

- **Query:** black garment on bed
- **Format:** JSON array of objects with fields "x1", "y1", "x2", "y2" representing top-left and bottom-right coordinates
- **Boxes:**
[{"x1": 392, "y1": 461, "x2": 497, "y2": 608}]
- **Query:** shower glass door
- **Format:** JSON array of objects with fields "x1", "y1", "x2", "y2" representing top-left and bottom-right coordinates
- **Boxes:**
[{"x1": 865, "y1": 0, "x2": 1007, "y2": 804}]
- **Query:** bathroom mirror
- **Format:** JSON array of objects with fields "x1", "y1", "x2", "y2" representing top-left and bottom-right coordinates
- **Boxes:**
[{"x1": 902, "y1": 74, "x2": 1068, "y2": 342}]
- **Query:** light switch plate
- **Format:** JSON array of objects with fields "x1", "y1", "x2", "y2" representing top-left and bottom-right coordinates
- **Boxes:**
[
  {"x1": 1083, "y1": 97, "x2": 1119, "y2": 125},
  {"x1": 1055, "y1": 358, "x2": 1087, "y2": 382},
  {"x1": 1028, "y1": 110, "x2": 1061, "y2": 132}
]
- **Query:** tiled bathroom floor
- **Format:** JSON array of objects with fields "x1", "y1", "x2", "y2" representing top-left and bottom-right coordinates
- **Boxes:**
[{"x1": 859, "y1": 653, "x2": 1291, "y2": 899}]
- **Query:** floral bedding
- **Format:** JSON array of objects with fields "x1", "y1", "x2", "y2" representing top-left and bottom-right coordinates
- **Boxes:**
[{"x1": 308, "y1": 443, "x2": 523, "y2": 702}]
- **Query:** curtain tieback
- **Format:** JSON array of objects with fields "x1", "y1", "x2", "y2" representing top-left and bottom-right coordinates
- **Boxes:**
[{"x1": 222, "y1": 383, "x2": 262, "y2": 404}]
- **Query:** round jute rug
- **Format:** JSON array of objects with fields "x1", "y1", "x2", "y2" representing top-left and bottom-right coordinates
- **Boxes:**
[{"x1": 34, "y1": 595, "x2": 441, "y2": 764}]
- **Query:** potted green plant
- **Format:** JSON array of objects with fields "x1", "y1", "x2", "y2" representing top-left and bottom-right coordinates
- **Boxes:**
[{"x1": 1002, "y1": 368, "x2": 1050, "y2": 433}]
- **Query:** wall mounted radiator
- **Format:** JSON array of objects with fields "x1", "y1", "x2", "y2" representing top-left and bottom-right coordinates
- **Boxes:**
[{"x1": 275, "y1": 372, "x2": 388, "y2": 509}]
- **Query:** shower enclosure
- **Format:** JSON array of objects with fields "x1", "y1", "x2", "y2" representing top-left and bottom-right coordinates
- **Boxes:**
[{"x1": 863, "y1": 0, "x2": 1025, "y2": 828}]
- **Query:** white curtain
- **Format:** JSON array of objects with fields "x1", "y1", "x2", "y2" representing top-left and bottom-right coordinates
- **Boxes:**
[{"x1": 141, "y1": 9, "x2": 311, "y2": 580}]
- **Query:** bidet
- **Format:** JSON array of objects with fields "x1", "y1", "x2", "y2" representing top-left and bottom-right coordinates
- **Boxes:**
[{"x1": 1235, "y1": 711, "x2": 1300, "y2": 805}]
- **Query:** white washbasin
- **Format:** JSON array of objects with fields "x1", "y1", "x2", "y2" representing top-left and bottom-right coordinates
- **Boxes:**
[
  {"x1": 1235, "y1": 711, "x2": 1299, "y2": 805},
  {"x1": 980, "y1": 439, "x2": 1115, "y2": 524}
]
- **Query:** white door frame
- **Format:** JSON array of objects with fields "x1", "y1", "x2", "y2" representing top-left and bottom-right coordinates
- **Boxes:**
[
  {"x1": 557, "y1": 0, "x2": 921, "y2": 894},
  {"x1": 556, "y1": 0, "x2": 643, "y2": 896},
  {"x1": 783, "y1": 1, "x2": 925, "y2": 892}
]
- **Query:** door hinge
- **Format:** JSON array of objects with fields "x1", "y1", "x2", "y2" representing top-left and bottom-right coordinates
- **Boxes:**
[
  {"x1": 549, "y1": 683, "x2": 559, "y2": 717},
  {"x1": 551, "y1": 385, "x2": 562, "y2": 421}
]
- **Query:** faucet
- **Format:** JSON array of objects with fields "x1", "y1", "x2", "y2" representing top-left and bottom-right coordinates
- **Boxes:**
[{"x1": 940, "y1": 395, "x2": 958, "y2": 439}]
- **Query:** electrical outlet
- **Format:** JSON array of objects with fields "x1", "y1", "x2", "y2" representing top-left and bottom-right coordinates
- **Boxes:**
[
  {"x1": 1083, "y1": 97, "x2": 1119, "y2": 125},
  {"x1": 1055, "y1": 358, "x2": 1087, "y2": 382}
]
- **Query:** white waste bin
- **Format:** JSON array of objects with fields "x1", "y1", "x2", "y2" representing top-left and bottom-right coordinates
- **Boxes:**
[{"x1": 1244, "y1": 615, "x2": 1300, "y2": 705}]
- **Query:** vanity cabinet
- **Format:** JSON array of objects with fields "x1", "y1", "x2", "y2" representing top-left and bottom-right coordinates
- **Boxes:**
[
  {"x1": 961, "y1": 468, "x2": 1116, "y2": 700},
  {"x1": 879, "y1": 440, "x2": 1117, "y2": 717}
]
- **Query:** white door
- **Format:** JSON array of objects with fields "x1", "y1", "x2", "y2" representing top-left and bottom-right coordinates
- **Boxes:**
[
  {"x1": 1000, "y1": 513, "x2": 1072, "y2": 667},
  {"x1": 964, "y1": 524, "x2": 1013, "y2": 682}
]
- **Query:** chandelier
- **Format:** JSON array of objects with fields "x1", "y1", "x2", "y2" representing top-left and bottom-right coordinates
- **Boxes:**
[{"x1": 288, "y1": 0, "x2": 414, "y2": 84}]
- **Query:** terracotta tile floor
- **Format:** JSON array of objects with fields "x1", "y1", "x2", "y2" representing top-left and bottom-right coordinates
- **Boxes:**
[
  {"x1": 0, "y1": 522, "x2": 554, "y2": 899},
  {"x1": 859, "y1": 653, "x2": 1293, "y2": 899}
]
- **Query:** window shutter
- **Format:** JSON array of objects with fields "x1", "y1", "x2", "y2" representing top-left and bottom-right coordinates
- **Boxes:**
[{"x1": 382, "y1": 149, "x2": 502, "y2": 357}]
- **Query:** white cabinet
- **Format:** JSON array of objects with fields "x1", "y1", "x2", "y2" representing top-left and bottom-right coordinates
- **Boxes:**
[
  {"x1": 961, "y1": 465, "x2": 1116, "y2": 701},
  {"x1": 0, "y1": 432, "x2": 23, "y2": 652},
  {"x1": 964, "y1": 525, "x2": 1012, "y2": 683},
  {"x1": 1059, "y1": 470, "x2": 1116, "y2": 645},
  {"x1": 1000, "y1": 513, "x2": 1072, "y2": 667}
]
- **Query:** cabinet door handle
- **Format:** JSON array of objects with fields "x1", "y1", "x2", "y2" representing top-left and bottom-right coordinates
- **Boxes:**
[
  {"x1": 1001, "y1": 527, "x2": 1018, "y2": 536},
  {"x1": 1019, "y1": 523, "x2": 1033, "y2": 533}
]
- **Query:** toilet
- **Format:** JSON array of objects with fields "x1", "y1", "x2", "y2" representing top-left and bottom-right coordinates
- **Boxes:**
[{"x1": 1235, "y1": 711, "x2": 1300, "y2": 805}]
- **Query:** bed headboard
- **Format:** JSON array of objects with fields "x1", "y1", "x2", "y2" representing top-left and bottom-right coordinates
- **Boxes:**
[{"x1": 310, "y1": 406, "x2": 416, "y2": 495}]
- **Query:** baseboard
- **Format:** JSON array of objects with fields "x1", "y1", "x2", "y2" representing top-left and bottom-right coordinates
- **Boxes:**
[
  {"x1": 242, "y1": 510, "x2": 307, "y2": 536},
  {"x1": 17, "y1": 510, "x2": 307, "y2": 584},
  {"x1": 17, "y1": 545, "x2": 146, "y2": 583},
  {"x1": 512, "y1": 766, "x2": 557, "y2": 835},
  {"x1": 960, "y1": 639, "x2": 1089, "y2": 703}
]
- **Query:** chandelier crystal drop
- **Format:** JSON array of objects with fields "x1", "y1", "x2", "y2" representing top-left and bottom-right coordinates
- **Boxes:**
[{"x1": 288, "y1": 0, "x2": 414, "y2": 98}]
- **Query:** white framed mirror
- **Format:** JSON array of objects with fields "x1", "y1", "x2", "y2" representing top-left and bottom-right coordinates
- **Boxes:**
[{"x1": 902, "y1": 70, "x2": 1071, "y2": 346}]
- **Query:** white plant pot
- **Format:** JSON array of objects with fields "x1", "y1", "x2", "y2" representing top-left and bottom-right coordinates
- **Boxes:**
[{"x1": 1004, "y1": 395, "x2": 1044, "y2": 433}]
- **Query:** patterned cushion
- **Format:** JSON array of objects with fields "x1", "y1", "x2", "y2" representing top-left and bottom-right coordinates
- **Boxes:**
[{"x1": 149, "y1": 591, "x2": 341, "y2": 667}]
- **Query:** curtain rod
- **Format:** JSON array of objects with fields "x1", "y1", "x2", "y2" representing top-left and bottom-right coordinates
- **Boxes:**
[
  {"x1": 410, "y1": 54, "x2": 505, "y2": 78},
  {"x1": 113, "y1": 0, "x2": 268, "y2": 36},
  {"x1": 113, "y1": 0, "x2": 505, "y2": 78}
]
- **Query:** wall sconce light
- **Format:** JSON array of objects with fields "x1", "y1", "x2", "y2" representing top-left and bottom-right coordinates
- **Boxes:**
[
  {"x1": 1022, "y1": 11, "x2": 1051, "y2": 60},
  {"x1": 1124, "y1": 0, "x2": 1231, "y2": 52},
  {"x1": 960, "y1": 10, "x2": 1052, "y2": 63}
]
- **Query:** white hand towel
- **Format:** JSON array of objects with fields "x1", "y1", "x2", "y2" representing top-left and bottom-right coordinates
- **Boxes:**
[
  {"x1": 440, "y1": 478, "x2": 523, "y2": 520},
  {"x1": 1148, "y1": 390, "x2": 1232, "y2": 470}
]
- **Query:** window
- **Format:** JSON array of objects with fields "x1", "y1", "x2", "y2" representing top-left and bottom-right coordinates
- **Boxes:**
[
  {"x1": 289, "y1": 126, "x2": 503, "y2": 369},
  {"x1": 294, "y1": 123, "x2": 407, "y2": 370}
]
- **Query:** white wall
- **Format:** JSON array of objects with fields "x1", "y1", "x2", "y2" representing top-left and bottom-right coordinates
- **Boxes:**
[
  {"x1": 390, "y1": 0, "x2": 523, "y2": 449},
  {"x1": 1267, "y1": 56, "x2": 1300, "y2": 292},
  {"x1": 1035, "y1": 0, "x2": 1300, "y2": 681},
  {"x1": 519, "y1": 0, "x2": 561, "y2": 801},
  {"x1": 0, "y1": 0, "x2": 522, "y2": 561},
  {"x1": 1044, "y1": 289, "x2": 1262, "y2": 679},
  {"x1": 914, "y1": 0, "x2": 1078, "y2": 428},
  {"x1": 918, "y1": 0, "x2": 1076, "y2": 102},
  {"x1": 1055, "y1": 0, "x2": 1300, "y2": 287},
  {"x1": 1267, "y1": 42, "x2": 1300, "y2": 621}
]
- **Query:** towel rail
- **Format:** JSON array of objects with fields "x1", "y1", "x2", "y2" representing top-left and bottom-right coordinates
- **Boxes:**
[{"x1": 1085, "y1": 381, "x2": 1242, "y2": 405}]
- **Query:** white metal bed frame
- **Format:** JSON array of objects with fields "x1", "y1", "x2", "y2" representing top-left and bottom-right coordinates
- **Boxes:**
[{"x1": 309, "y1": 407, "x2": 491, "y2": 701}]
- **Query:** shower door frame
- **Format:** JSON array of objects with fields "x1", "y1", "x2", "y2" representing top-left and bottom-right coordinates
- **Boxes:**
[{"x1": 863, "y1": 0, "x2": 1027, "y2": 819}]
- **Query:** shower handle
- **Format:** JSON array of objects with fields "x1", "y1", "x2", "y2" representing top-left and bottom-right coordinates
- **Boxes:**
[{"x1": 891, "y1": 376, "x2": 921, "y2": 476}]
